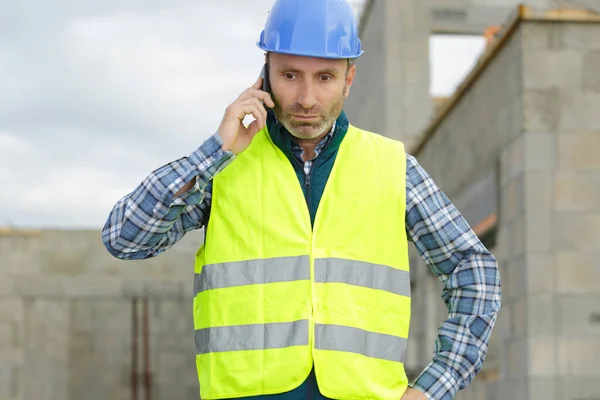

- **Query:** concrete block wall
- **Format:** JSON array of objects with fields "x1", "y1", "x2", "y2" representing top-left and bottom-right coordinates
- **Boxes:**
[
  {"x1": 517, "y1": 20, "x2": 600, "y2": 400},
  {"x1": 408, "y1": 17, "x2": 600, "y2": 400},
  {"x1": 22, "y1": 299, "x2": 69, "y2": 400},
  {"x1": 67, "y1": 298, "x2": 197, "y2": 400},
  {"x1": 0, "y1": 228, "x2": 205, "y2": 400}
]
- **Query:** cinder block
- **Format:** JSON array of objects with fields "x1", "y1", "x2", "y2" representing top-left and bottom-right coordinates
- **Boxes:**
[
  {"x1": 512, "y1": 297, "x2": 528, "y2": 339},
  {"x1": 558, "y1": 376, "x2": 600, "y2": 399},
  {"x1": 0, "y1": 248, "x2": 39, "y2": 274},
  {"x1": 0, "y1": 276, "x2": 15, "y2": 297},
  {"x1": 512, "y1": 215, "x2": 526, "y2": 258},
  {"x1": 554, "y1": 172, "x2": 600, "y2": 212},
  {"x1": 524, "y1": 49, "x2": 583, "y2": 91},
  {"x1": 505, "y1": 377, "x2": 528, "y2": 400},
  {"x1": 494, "y1": 107, "x2": 511, "y2": 149},
  {"x1": 524, "y1": 132, "x2": 556, "y2": 171},
  {"x1": 524, "y1": 172, "x2": 553, "y2": 214},
  {"x1": 506, "y1": 256, "x2": 527, "y2": 302},
  {"x1": 455, "y1": 382, "x2": 472, "y2": 400},
  {"x1": 186, "y1": 386, "x2": 201, "y2": 400},
  {"x1": 482, "y1": 380, "x2": 500, "y2": 400},
  {"x1": 559, "y1": 23, "x2": 600, "y2": 51},
  {"x1": 522, "y1": 23, "x2": 552, "y2": 50},
  {"x1": 465, "y1": 380, "x2": 487, "y2": 400},
  {"x1": 0, "y1": 324, "x2": 14, "y2": 347},
  {"x1": 507, "y1": 97, "x2": 525, "y2": 143},
  {"x1": 528, "y1": 337, "x2": 556, "y2": 376},
  {"x1": 501, "y1": 174, "x2": 524, "y2": 222},
  {"x1": 526, "y1": 252, "x2": 555, "y2": 295},
  {"x1": 558, "y1": 336, "x2": 600, "y2": 375},
  {"x1": 63, "y1": 276, "x2": 124, "y2": 298},
  {"x1": 42, "y1": 252, "x2": 86, "y2": 275},
  {"x1": 557, "y1": 132, "x2": 600, "y2": 170},
  {"x1": 525, "y1": 209, "x2": 553, "y2": 252},
  {"x1": 558, "y1": 294, "x2": 600, "y2": 335},
  {"x1": 555, "y1": 252, "x2": 600, "y2": 294},
  {"x1": 552, "y1": 212, "x2": 600, "y2": 252},
  {"x1": 122, "y1": 279, "x2": 187, "y2": 299},
  {"x1": 527, "y1": 295, "x2": 555, "y2": 337},
  {"x1": 583, "y1": 50, "x2": 600, "y2": 92},
  {"x1": 523, "y1": 89, "x2": 560, "y2": 132},
  {"x1": 156, "y1": 352, "x2": 190, "y2": 374},
  {"x1": 13, "y1": 275, "x2": 65, "y2": 297},
  {"x1": 404, "y1": 55, "x2": 431, "y2": 87},
  {"x1": 0, "y1": 363, "x2": 17, "y2": 399},
  {"x1": 528, "y1": 377, "x2": 557, "y2": 400},
  {"x1": 559, "y1": 91, "x2": 600, "y2": 132},
  {"x1": 0, "y1": 299, "x2": 24, "y2": 323},
  {"x1": 506, "y1": 135, "x2": 525, "y2": 183}
]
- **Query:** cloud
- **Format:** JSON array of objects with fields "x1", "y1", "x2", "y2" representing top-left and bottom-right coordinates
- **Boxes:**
[{"x1": 0, "y1": 1, "x2": 274, "y2": 228}]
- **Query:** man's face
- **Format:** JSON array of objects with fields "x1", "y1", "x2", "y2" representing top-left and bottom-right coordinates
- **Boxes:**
[{"x1": 268, "y1": 53, "x2": 356, "y2": 140}]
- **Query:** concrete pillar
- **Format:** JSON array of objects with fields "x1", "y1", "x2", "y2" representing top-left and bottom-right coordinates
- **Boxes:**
[
  {"x1": 486, "y1": 19, "x2": 600, "y2": 400},
  {"x1": 345, "y1": 0, "x2": 433, "y2": 148}
]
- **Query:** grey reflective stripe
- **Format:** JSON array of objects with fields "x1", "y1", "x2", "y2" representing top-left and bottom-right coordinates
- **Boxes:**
[
  {"x1": 315, "y1": 324, "x2": 407, "y2": 363},
  {"x1": 314, "y1": 258, "x2": 411, "y2": 297},
  {"x1": 195, "y1": 320, "x2": 309, "y2": 354},
  {"x1": 194, "y1": 256, "x2": 309, "y2": 296}
]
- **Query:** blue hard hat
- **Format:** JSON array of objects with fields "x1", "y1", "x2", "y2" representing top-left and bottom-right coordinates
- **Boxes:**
[{"x1": 257, "y1": 0, "x2": 364, "y2": 59}]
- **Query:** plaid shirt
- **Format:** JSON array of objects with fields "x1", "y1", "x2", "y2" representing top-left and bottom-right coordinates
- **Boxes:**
[{"x1": 102, "y1": 129, "x2": 501, "y2": 400}]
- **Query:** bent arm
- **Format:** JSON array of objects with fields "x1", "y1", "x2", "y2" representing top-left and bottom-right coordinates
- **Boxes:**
[
  {"x1": 405, "y1": 155, "x2": 502, "y2": 400},
  {"x1": 101, "y1": 133, "x2": 235, "y2": 260}
]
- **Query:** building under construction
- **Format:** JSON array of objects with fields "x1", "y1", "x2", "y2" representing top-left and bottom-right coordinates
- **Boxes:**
[{"x1": 1, "y1": 1, "x2": 600, "y2": 399}]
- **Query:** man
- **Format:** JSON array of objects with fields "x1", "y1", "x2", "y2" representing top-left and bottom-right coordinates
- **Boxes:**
[{"x1": 102, "y1": 0, "x2": 501, "y2": 399}]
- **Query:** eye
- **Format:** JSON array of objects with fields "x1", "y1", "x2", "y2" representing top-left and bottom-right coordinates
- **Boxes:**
[
  {"x1": 319, "y1": 75, "x2": 333, "y2": 82},
  {"x1": 283, "y1": 72, "x2": 296, "y2": 80}
]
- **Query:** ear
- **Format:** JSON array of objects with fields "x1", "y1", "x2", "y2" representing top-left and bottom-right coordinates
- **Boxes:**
[{"x1": 344, "y1": 64, "x2": 356, "y2": 97}]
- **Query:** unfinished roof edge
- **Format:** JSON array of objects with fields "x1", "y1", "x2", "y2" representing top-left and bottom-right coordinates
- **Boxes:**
[
  {"x1": 409, "y1": 4, "x2": 600, "y2": 156},
  {"x1": 0, "y1": 226, "x2": 42, "y2": 237}
]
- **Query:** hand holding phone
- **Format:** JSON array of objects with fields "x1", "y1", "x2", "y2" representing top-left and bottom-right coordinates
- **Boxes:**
[
  {"x1": 260, "y1": 63, "x2": 271, "y2": 94},
  {"x1": 217, "y1": 65, "x2": 275, "y2": 155}
]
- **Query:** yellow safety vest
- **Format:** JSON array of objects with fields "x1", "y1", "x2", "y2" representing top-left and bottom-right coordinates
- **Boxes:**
[{"x1": 193, "y1": 124, "x2": 411, "y2": 400}]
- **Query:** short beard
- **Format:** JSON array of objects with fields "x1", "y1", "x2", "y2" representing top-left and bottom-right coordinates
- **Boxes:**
[{"x1": 272, "y1": 83, "x2": 347, "y2": 140}]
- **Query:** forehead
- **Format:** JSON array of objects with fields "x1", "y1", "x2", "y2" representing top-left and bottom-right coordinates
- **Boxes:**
[{"x1": 269, "y1": 53, "x2": 346, "y2": 72}]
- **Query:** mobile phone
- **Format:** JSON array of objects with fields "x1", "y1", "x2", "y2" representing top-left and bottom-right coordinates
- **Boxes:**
[{"x1": 260, "y1": 63, "x2": 271, "y2": 94}]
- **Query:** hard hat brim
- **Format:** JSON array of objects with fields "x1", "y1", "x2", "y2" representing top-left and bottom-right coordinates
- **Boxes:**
[{"x1": 257, "y1": 42, "x2": 364, "y2": 60}]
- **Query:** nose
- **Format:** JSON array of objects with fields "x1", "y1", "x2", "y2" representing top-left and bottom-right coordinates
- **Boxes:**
[{"x1": 297, "y1": 81, "x2": 316, "y2": 109}]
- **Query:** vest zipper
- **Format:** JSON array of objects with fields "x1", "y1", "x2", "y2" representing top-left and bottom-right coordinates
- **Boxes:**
[
  {"x1": 303, "y1": 165, "x2": 317, "y2": 400},
  {"x1": 304, "y1": 172, "x2": 312, "y2": 209}
]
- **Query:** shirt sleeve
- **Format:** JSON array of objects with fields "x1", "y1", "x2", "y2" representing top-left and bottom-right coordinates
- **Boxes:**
[
  {"x1": 404, "y1": 154, "x2": 502, "y2": 400},
  {"x1": 101, "y1": 132, "x2": 235, "y2": 260}
]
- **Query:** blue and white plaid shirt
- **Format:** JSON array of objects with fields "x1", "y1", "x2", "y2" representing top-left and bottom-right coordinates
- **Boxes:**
[{"x1": 102, "y1": 128, "x2": 501, "y2": 400}]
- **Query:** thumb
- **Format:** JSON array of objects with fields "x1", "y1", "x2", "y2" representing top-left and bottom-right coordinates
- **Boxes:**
[{"x1": 246, "y1": 119, "x2": 262, "y2": 137}]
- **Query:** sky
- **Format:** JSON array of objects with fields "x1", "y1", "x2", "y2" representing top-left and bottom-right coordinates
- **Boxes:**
[{"x1": 0, "y1": 1, "x2": 485, "y2": 229}]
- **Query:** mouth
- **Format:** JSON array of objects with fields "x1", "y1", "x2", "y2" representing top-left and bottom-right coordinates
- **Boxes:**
[{"x1": 293, "y1": 115, "x2": 319, "y2": 120}]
